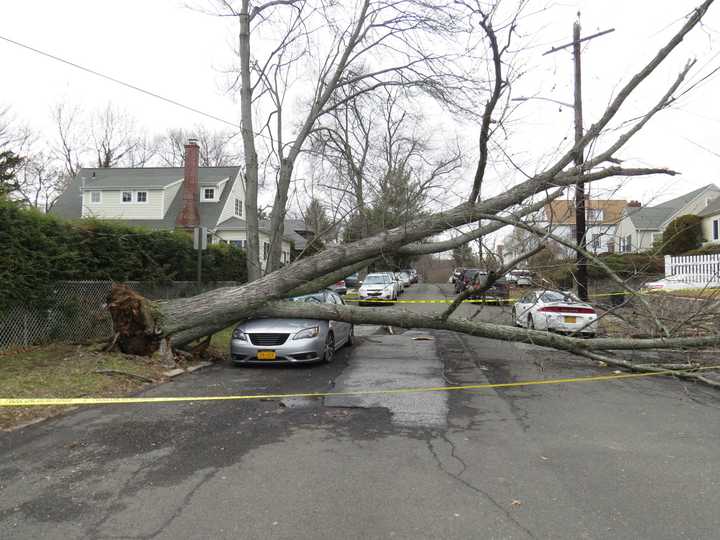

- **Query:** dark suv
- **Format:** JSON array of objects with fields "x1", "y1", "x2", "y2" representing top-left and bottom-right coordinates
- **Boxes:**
[{"x1": 455, "y1": 269, "x2": 510, "y2": 304}]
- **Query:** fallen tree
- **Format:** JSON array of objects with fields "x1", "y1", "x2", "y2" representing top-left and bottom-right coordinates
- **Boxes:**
[{"x1": 106, "y1": 0, "x2": 720, "y2": 379}]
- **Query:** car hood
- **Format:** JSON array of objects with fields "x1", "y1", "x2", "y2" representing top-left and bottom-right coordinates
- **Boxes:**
[
  {"x1": 360, "y1": 284, "x2": 391, "y2": 291},
  {"x1": 237, "y1": 318, "x2": 323, "y2": 333}
]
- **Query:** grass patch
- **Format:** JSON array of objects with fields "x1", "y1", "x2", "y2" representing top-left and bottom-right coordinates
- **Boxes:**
[
  {"x1": 0, "y1": 344, "x2": 167, "y2": 430},
  {"x1": 211, "y1": 325, "x2": 235, "y2": 352}
]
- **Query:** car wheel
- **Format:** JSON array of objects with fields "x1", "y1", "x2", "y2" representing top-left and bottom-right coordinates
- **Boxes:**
[
  {"x1": 322, "y1": 333, "x2": 335, "y2": 363},
  {"x1": 345, "y1": 325, "x2": 354, "y2": 347},
  {"x1": 528, "y1": 314, "x2": 535, "y2": 330}
]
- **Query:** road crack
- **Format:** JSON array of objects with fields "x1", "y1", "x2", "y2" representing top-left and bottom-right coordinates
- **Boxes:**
[{"x1": 423, "y1": 432, "x2": 537, "y2": 540}]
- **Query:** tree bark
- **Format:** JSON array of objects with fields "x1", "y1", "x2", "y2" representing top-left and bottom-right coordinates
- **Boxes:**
[{"x1": 239, "y1": 0, "x2": 262, "y2": 281}]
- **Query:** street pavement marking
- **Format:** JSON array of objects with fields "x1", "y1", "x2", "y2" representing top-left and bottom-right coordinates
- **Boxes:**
[{"x1": 2, "y1": 366, "x2": 718, "y2": 408}]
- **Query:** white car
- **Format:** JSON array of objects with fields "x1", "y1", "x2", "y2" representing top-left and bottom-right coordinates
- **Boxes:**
[
  {"x1": 378, "y1": 271, "x2": 402, "y2": 296},
  {"x1": 397, "y1": 271, "x2": 412, "y2": 288},
  {"x1": 642, "y1": 275, "x2": 717, "y2": 292},
  {"x1": 507, "y1": 270, "x2": 533, "y2": 287},
  {"x1": 358, "y1": 273, "x2": 398, "y2": 305},
  {"x1": 512, "y1": 290, "x2": 598, "y2": 337}
]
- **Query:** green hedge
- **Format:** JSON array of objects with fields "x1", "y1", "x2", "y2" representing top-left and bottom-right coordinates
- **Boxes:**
[
  {"x1": 661, "y1": 214, "x2": 703, "y2": 255},
  {"x1": 0, "y1": 199, "x2": 246, "y2": 309}
]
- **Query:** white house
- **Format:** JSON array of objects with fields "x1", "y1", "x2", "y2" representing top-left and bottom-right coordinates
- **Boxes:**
[
  {"x1": 51, "y1": 139, "x2": 294, "y2": 267},
  {"x1": 615, "y1": 184, "x2": 720, "y2": 253},
  {"x1": 699, "y1": 197, "x2": 720, "y2": 245},
  {"x1": 542, "y1": 198, "x2": 628, "y2": 256}
]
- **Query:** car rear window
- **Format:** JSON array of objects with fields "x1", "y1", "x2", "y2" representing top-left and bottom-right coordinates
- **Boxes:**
[
  {"x1": 541, "y1": 291, "x2": 579, "y2": 303},
  {"x1": 364, "y1": 275, "x2": 388, "y2": 284}
]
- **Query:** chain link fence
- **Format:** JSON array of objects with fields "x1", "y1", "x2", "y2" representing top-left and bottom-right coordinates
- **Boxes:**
[{"x1": 0, "y1": 281, "x2": 241, "y2": 350}]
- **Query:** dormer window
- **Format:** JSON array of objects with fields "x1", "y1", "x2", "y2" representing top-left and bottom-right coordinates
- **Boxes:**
[
  {"x1": 122, "y1": 192, "x2": 132, "y2": 203},
  {"x1": 90, "y1": 191, "x2": 101, "y2": 203},
  {"x1": 136, "y1": 191, "x2": 147, "y2": 203},
  {"x1": 202, "y1": 187, "x2": 216, "y2": 201}
]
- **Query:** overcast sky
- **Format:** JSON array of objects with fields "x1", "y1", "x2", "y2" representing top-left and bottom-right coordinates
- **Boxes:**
[{"x1": 2, "y1": 1, "x2": 719, "y2": 212}]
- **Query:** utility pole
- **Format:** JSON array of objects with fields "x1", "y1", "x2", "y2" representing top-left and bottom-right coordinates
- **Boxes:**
[
  {"x1": 573, "y1": 21, "x2": 587, "y2": 301},
  {"x1": 544, "y1": 21, "x2": 614, "y2": 301}
]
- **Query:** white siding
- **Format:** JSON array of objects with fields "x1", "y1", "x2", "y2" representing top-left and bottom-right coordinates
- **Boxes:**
[
  {"x1": 702, "y1": 212, "x2": 720, "y2": 245},
  {"x1": 82, "y1": 189, "x2": 164, "y2": 220},
  {"x1": 550, "y1": 224, "x2": 620, "y2": 255},
  {"x1": 217, "y1": 175, "x2": 245, "y2": 226}
]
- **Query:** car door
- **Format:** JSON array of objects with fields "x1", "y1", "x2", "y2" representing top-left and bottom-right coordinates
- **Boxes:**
[{"x1": 328, "y1": 292, "x2": 350, "y2": 344}]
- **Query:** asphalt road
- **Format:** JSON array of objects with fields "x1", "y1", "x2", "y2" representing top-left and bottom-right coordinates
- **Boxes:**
[{"x1": 2, "y1": 283, "x2": 720, "y2": 539}]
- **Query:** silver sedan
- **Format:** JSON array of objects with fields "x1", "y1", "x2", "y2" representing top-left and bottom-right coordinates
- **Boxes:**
[{"x1": 230, "y1": 291, "x2": 354, "y2": 365}]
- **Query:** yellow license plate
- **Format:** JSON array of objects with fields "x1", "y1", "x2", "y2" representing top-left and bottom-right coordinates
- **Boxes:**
[
  {"x1": 257, "y1": 351, "x2": 277, "y2": 360},
  {"x1": 564, "y1": 316, "x2": 577, "y2": 324}
]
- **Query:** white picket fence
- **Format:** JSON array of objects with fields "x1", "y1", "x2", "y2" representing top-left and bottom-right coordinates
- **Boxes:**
[{"x1": 665, "y1": 254, "x2": 720, "y2": 285}]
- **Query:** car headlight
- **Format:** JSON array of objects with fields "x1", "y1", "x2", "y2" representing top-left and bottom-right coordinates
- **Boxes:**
[
  {"x1": 232, "y1": 328, "x2": 248, "y2": 341},
  {"x1": 293, "y1": 326, "x2": 320, "y2": 340}
]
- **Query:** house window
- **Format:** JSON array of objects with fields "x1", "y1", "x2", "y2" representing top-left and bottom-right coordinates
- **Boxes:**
[
  {"x1": 229, "y1": 240, "x2": 242, "y2": 248},
  {"x1": 235, "y1": 198, "x2": 243, "y2": 216},
  {"x1": 625, "y1": 234, "x2": 632, "y2": 253},
  {"x1": 90, "y1": 191, "x2": 101, "y2": 203},
  {"x1": 136, "y1": 191, "x2": 147, "y2": 203},
  {"x1": 586, "y1": 208, "x2": 604, "y2": 222},
  {"x1": 122, "y1": 191, "x2": 132, "y2": 203},
  {"x1": 607, "y1": 239, "x2": 615, "y2": 254},
  {"x1": 714, "y1": 219, "x2": 719, "y2": 241},
  {"x1": 591, "y1": 234, "x2": 601, "y2": 251},
  {"x1": 263, "y1": 242, "x2": 270, "y2": 259},
  {"x1": 203, "y1": 188, "x2": 215, "y2": 201}
]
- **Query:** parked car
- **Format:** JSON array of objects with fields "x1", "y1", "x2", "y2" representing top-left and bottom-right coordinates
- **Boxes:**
[
  {"x1": 358, "y1": 273, "x2": 398, "y2": 305},
  {"x1": 642, "y1": 275, "x2": 716, "y2": 292},
  {"x1": 451, "y1": 268, "x2": 464, "y2": 284},
  {"x1": 402, "y1": 269, "x2": 418, "y2": 283},
  {"x1": 454, "y1": 268, "x2": 482, "y2": 293},
  {"x1": 378, "y1": 271, "x2": 402, "y2": 296},
  {"x1": 327, "y1": 279, "x2": 347, "y2": 295},
  {"x1": 512, "y1": 289, "x2": 598, "y2": 337},
  {"x1": 507, "y1": 270, "x2": 533, "y2": 287},
  {"x1": 344, "y1": 273, "x2": 361, "y2": 289},
  {"x1": 230, "y1": 290, "x2": 353, "y2": 364},
  {"x1": 391, "y1": 272, "x2": 405, "y2": 294},
  {"x1": 397, "y1": 271, "x2": 412, "y2": 288},
  {"x1": 459, "y1": 270, "x2": 510, "y2": 304}
]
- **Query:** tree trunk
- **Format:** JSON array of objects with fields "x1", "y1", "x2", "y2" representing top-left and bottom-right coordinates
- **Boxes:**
[
  {"x1": 266, "y1": 161, "x2": 293, "y2": 272},
  {"x1": 239, "y1": 0, "x2": 261, "y2": 281}
]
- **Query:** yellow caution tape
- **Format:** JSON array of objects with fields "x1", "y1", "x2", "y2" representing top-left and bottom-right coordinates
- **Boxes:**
[{"x1": 2, "y1": 367, "x2": 717, "y2": 408}]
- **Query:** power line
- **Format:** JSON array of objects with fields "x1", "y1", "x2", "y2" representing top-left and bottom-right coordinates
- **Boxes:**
[{"x1": 0, "y1": 33, "x2": 240, "y2": 129}]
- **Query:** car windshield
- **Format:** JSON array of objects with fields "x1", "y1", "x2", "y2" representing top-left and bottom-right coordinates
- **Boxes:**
[
  {"x1": 290, "y1": 293, "x2": 324, "y2": 303},
  {"x1": 541, "y1": 291, "x2": 580, "y2": 303},
  {"x1": 364, "y1": 275, "x2": 388, "y2": 284}
]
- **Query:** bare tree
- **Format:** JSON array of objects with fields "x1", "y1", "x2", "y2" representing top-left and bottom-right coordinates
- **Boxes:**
[
  {"x1": 13, "y1": 152, "x2": 66, "y2": 211},
  {"x1": 155, "y1": 126, "x2": 241, "y2": 166},
  {"x1": 107, "y1": 1, "x2": 720, "y2": 387},
  {"x1": 219, "y1": 0, "x2": 482, "y2": 280},
  {"x1": 52, "y1": 102, "x2": 85, "y2": 178}
]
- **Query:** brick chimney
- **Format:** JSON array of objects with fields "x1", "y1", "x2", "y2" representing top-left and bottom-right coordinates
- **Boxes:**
[
  {"x1": 627, "y1": 200, "x2": 642, "y2": 208},
  {"x1": 175, "y1": 139, "x2": 201, "y2": 228}
]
